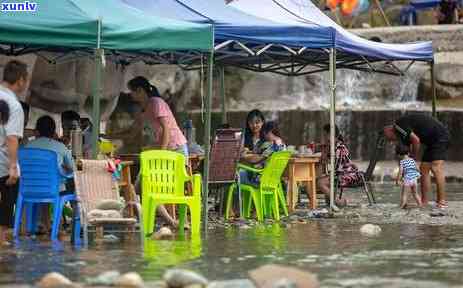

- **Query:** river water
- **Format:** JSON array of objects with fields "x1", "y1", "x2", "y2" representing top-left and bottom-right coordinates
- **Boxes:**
[{"x1": 1, "y1": 184, "x2": 463, "y2": 287}]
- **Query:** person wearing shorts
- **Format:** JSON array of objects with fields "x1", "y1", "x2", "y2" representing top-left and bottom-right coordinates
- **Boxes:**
[
  {"x1": 396, "y1": 145, "x2": 421, "y2": 209},
  {"x1": 0, "y1": 60, "x2": 27, "y2": 245},
  {"x1": 384, "y1": 114, "x2": 450, "y2": 208}
]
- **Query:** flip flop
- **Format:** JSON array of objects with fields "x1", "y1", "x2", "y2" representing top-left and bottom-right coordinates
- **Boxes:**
[{"x1": 436, "y1": 202, "x2": 449, "y2": 209}]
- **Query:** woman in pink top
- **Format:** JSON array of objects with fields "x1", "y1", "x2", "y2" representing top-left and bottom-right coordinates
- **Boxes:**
[
  {"x1": 128, "y1": 76, "x2": 188, "y2": 156},
  {"x1": 128, "y1": 76, "x2": 188, "y2": 229}
]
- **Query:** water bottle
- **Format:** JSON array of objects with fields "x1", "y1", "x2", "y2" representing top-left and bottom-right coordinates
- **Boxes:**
[
  {"x1": 184, "y1": 119, "x2": 193, "y2": 144},
  {"x1": 70, "y1": 120, "x2": 83, "y2": 159}
]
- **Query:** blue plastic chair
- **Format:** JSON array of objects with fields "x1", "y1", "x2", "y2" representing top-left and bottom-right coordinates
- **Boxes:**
[{"x1": 13, "y1": 148, "x2": 80, "y2": 243}]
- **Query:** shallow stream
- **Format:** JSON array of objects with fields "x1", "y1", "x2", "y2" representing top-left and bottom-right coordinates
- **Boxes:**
[{"x1": 1, "y1": 184, "x2": 463, "y2": 287}]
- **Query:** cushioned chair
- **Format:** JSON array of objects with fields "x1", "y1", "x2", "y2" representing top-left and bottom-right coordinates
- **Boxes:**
[
  {"x1": 14, "y1": 148, "x2": 80, "y2": 243},
  {"x1": 74, "y1": 159, "x2": 142, "y2": 245},
  {"x1": 140, "y1": 150, "x2": 202, "y2": 236}
]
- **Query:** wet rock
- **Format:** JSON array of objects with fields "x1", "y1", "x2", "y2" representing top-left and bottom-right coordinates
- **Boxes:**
[
  {"x1": 249, "y1": 264, "x2": 319, "y2": 288},
  {"x1": 152, "y1": 226, "x2": 174, "y2": 240},
  {"x1": 163, "y1": 269, "x2": 208, "y2": 288},
  {"x1": 114, "y1": 272, "x2": 144, "y2": 287},
  {"x1": 360, "y1": 224, "x2": 382, "y2": 236},
  {"x1": 184, "y1": 285, "x2": 204, "y2": 288},
  {"x1": 145, "y1": 280, "x2": 168, "y2": 288},
  {"x1": 207, "y1": 279, "x2": 256, "y2": 288},
  {"x1": 436, "y1": 64, "x2": 463, "y2": 87},
  {"x1": 103, "y1": 234, "x2": 120, "y2": 243},
  {"x1": 272, "y1": 278, "x2": 297, "y2": 288},
  {"x1": 36, "y1": 272, "x2": 73, "y2": 288},
  {"x1": 86, "y1": 270, "x2": 120, "y2": 286}
]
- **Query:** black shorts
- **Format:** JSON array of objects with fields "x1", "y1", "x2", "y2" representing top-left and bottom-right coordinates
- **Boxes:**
[
  {"x1": 422, "y1": 141, "x2": 449, "y2": 162},
  {"x1": 0, "y1": 176, "x2": 19, "y2": 228}
]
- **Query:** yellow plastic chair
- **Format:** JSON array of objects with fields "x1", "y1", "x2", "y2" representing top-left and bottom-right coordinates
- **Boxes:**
[
  {"x1": 140, "y1": 150, "x2": 201, "y2": 236},
  {"x1": 225, "y1": 151, "x2": 293, "y2": 221}
]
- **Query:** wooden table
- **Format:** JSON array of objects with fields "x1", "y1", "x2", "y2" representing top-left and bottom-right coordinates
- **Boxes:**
[{"x1": 286, "y1": 155, "x2": 321, "y2": 212}]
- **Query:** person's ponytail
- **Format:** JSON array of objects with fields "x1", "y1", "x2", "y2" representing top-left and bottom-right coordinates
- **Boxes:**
[{"x1": 149, "y1": 84, "x2": 161, "y2": 98}]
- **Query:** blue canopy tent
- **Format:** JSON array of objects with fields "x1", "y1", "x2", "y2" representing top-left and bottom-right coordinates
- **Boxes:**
[
  {"x1": 231, "y1": 0, "x2": 436, "y2": 210},
  {"x1": 123, "y1": 0, "x2": 337, "y2": 75},
  {"x1": 125, "y1": 0, "x2": 436, "y2": 218}
]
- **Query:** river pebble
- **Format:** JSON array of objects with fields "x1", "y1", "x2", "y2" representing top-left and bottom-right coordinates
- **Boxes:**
[
  {"x1": 164, "y1": 269, "x2": 208, "y2": 287},
  {"x1": 360, "y1": 224, "x2": 382, "y2": 236},
  {"x1": 207, "y1": 279, "x2": 256, "y2": 288},
  {"x1": 36, "y1": 272, "x2": 73, "y2": 288},
  {"x1": 114, "y1": 272, "x2": 144, "y2": 287}
]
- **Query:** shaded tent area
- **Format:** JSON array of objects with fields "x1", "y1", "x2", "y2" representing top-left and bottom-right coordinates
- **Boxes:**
[
  {"x1": 0, "y1": 0, "x2": 436, "y2": 227},
  {"x1": 124, "y1": 0, "x2": 432, "y2": 76},
  {"x1": 0, "y1": 0, "x2": 213, "y2": 158},
  {"x1": 123, "y1": 0, "x2": 435, "y2": 219}
]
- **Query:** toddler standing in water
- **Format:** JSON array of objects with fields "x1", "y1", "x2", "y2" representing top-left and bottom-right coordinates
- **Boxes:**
[{"x1": 396, "y1": 145, "x2": 422, "y2": 209}]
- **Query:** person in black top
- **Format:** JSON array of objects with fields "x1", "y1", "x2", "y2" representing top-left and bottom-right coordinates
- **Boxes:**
[
  {"x1": 384, "y1": 114, "x2": 450, "y2": 208},
  {"x1": 438, "y1": 0, "x2": 458, "y2": 24}
]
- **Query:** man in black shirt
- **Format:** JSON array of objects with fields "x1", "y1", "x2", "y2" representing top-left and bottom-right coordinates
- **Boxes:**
[{"x1": 384, "y1": 114, "x2": 449, "y2": 208}]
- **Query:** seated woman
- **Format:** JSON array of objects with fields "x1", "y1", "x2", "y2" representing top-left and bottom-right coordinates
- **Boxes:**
[
  {"x1": 318, "y1": 124, "x2": 361, "y2": 209},
  {"x1": 240, "y1": 109, "x2": 266, "y2": 185},
  {"x1": 241, "y1": 120, "x2": 286, "y2": 184}
]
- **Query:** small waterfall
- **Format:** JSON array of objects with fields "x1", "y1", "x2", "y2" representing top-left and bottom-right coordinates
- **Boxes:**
[{"x1": 231, "y1": 63, "x2": 430, "y2": 111}]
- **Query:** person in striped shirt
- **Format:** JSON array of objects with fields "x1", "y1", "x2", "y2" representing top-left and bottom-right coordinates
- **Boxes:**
[{"x1": 396, "y1": 144, "x2": 422, "y2": 209}]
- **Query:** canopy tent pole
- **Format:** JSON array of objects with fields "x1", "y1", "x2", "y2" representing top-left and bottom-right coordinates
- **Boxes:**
[
  {"x1": 202, "y1": 52, "x2": 214, "y2": 232},
  {"x1": 219, "y1": 66, "x2": 227, "y2": 124},
  {"x1": 329, "y1": 48, "x2": 337, "y2": 212},
  {"x1": 373, "y1": 0, "x2": 391, "y2": 26},
  {"x1": 431, "y1": 61, "x2": 437, "y2": 117},
  {"x1": 92, "y1": 19, "x2": 103, "y2": 159}
]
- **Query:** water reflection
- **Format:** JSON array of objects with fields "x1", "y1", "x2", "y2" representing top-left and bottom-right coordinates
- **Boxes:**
[
  {"x1": 142, "y1": 234, "x2": 202, "y2": 278},
  {"x1": 1, "y1": 185, "x2": 463, "y2": 287}
]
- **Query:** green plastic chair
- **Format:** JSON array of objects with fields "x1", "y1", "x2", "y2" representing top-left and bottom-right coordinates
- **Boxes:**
[
  {"x1": 225, "y1": 150, "x2": 293, "y2": 221},
  {"x1": 140, "y1": 150, "x2": 202, "y2": 236}
]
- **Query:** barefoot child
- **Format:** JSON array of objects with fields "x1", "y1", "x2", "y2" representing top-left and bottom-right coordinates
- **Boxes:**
[{"x1": 396, "y1": 145, "x2": 422, "y2": 209}]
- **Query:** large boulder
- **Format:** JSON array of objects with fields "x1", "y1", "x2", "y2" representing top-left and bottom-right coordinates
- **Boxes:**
[
  {"x1": 418, "y1": 63, "x2": 463, "y2": 101},
  {"x1": 435, "y1": 64, "x2": 463, "y2": 87}
]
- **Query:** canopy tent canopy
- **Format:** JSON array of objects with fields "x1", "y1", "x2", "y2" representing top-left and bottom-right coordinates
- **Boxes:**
[
  {"x1": 0, "y1": 0, "x2": 213, "y2": 58},
  {"x1": 123, "y1": 0, "x2": 433, "y2": 75},
  {"x1": 0, "y1": 0, "x2": 214, "y2": 162},
  {"x1": 123, "y1": 0, "x2": 337, "y2": 75},
  {"x1": 230, "y1": 0, "x2": 434, "y2": 75}
]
